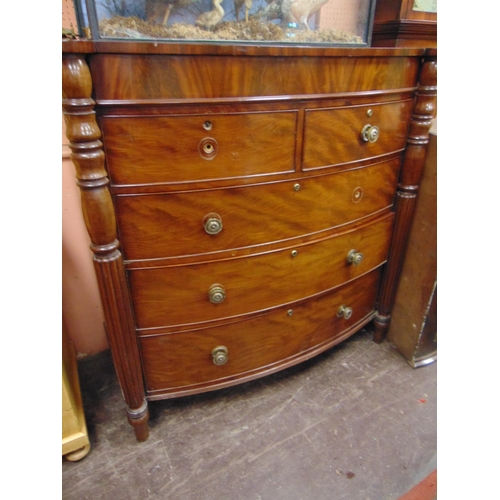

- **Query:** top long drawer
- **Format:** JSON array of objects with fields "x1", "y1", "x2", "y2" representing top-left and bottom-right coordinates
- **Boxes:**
[{"x1": 100, "y1": 111, "x2": 297, "y2": 185}]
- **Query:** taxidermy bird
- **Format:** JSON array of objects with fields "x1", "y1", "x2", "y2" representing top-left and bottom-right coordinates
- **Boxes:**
[
  {"x1": 146, "y1": 0, "x2": 201, "y2": 26},
  {"x1": 256, "y1": 0, "x2": 291, "y2": 23},
  {"x1": 289, "y1": 0, "x2": 330, "y2": 29},
  {"x1": 234, "y1": 0, "x2": 252, "y2": 22},
  {"x1": 195, "y1": 0, "x2": 225, "y2": 28}
]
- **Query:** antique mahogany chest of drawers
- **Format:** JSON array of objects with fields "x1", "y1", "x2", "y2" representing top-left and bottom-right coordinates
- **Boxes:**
[{"x1": 62, "y1": 41, "x2": 437, "y2": 442}]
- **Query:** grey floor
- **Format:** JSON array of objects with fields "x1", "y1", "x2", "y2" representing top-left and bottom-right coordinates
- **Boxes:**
[{"x1": 62, "y1": 328, "x2": 437, "y2": 500}]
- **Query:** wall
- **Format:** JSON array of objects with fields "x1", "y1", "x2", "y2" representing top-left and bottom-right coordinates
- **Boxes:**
[
  {"x1": 62, "y1": 0, "x2": 109, "y2": 356},
  {"x1": 62, "y1": 117, "x2": 109, "y2": 356}
]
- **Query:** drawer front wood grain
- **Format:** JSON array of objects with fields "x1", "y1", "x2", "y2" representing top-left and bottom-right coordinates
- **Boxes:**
[
  {"x1": 115, "y1": 158, "x2": 400, "y2": 260},
  {"x1": 101, "y1": 111, "x2": 297, "y2": 185},
  {"x1": 140, "y1": 269, "x2": 380, "y2": 394},
  {"x1": 90, "y1": 53, "x2": 421, "y2": 101},
  {"x1": 303, "y1": 101, "x2": 412, "y2": 170},
  {"x1": 128, "y1": 215, "x2": 393, "y2": 330}
]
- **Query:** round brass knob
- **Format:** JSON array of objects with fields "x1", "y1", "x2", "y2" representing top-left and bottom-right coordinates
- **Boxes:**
[
  {"x1": 208, "y1": 284, "x2": 226, "y2": 304},
  {"x1": 361, "y1": 124, "x2": 379, "y2": 143},
  {"x1": 347, "y1": 249, "x2": 364, "y2": 266},
  {"x1": 337, "y1": 305, "x2": 353, "y2": 320},
  {"x1": 203, "y1": 213, "x2": 223, "y2": 235},
  {"x1": 212, "y1": 346, "x2": 228, "y2": 365},
  {"x1": 199, "y1": 137, "x2": 218, "y2": 160}
]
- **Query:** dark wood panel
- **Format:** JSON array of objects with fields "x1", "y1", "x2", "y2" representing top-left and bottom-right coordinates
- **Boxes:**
[
  {"x1": 140, "y1": 269, "x2": 381, "y2": 395},
  {"x1": 114, "y1": 158, "x2": 400, "y2": 260},
  {"x1": 372, "y1": 0, "x2": 436, "y2": 47},
  {"x1": 101, "y1": 111, "x2": 297, "y2": 185},
  {"x1": 128, "y1": 214, "x2": 393, "y2": 329},
  {"x1": 303, "y1": 101, "x2": 412, "y2": 170}
]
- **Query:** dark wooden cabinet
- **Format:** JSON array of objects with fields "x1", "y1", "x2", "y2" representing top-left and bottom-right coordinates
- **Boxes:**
[
  {"x1": 371, "y1": 0, "x2": 437, "y2": 47},
  {"x1": 62, "y1": 41, "x2": 437, "y2": 442}
]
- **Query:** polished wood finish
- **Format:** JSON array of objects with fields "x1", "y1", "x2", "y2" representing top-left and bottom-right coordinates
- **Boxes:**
[
  {"x1": 373, "y1": 54, "x2": 437, "y2": 343},
  {"x1": 129, "y1": 215, "x2": 393, "y2": 330},
  {"x1": 113, "y1": 158, "x2": 400, "y2": 261},
  {"x1": 387, "y1": 126, "x2": 437, "y2": 366},
  {"x1": 62, "y1": 54, "x2": 149, "y2": 441},
  {"x1": 101, "y1": 111, "x2": 297, "y2": 185},
  {"x1": 140, "y1": 269, "x2": 381, "y2": 397},
  {"x1": 62, "y1": 41, "x2": 436, "y2": 441},
  {"x1": 303, "y1": 100, "x2": 412, "y2": 170},
  {"x1": 88, "y1": 53, "x2": 421, "y2": 102},
  {"x1": 372, "y1": 0, "x2": 437, "y2": 48}
]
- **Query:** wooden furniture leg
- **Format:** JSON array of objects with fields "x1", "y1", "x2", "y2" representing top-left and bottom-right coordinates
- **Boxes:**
[
  {"x1": 373, "y1": 53, "x2": 437, "y2": 343},
  {"x1": 62, "y1": 53, "x2": 150, "y2": 442}
]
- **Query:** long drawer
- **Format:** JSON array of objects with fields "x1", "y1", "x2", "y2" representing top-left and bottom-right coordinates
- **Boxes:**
[
  {"x1": 303, "y1": 101, "x2": 412, "y2": 170},
  {"x1": 115, "y1": 158, "x2": 400, "y2": 260},
  {"x1": 101, "y1": 111, "x2": 297, "y2": 185},
  {"x1": 128, "y1": 214, "x2": 393, "y2": 330},
  {"x1": 140, "y1": 268, "x2": 381, "y2": 395}
]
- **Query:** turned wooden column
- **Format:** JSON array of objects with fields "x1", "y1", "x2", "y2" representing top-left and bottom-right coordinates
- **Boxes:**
[
  {"x1": 62, "y1": 53, "x2": 150, "y2": 441},
  {"x1": 373, "y1": 51, "x2": 437, "y2": 343}
]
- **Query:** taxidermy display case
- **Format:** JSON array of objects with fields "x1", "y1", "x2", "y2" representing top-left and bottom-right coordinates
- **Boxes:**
[{"x1": 74, "y1": 0, "x2": 377, "y2": 46}]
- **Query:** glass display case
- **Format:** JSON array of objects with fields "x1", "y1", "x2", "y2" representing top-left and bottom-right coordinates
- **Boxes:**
[{"x1": 74, "y1": 0, "x2": 377, "y2": 46}]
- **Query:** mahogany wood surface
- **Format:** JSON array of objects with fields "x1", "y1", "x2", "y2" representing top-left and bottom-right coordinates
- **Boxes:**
[
  {"x1": 302, "y1": 100, "x2": 412, "y2": 170},
  {"x1": 374, "y1": 0, "x2": 437, "y2": 23},
  {"x1": 373, "y1": 54, "x2": 437, "y2": 342},
  {"x1": 101, "y1": 111, "x2": 297, "y2": 185},
  {"x1": 62, "y1": 42, "x2": 436, "y2": 441},
  {"x1": 140, "y1": 269, "x2": 381, "y2": 396},
  {"x1": 128, "y1": 215, "x2": 393, "y2": 330},
  {"x1": 372, "y1": 0, "x2": 437, "y2": 48},
  {"x1": 89, "y1": 53, "x2": 421, "y2": 102},
  {"x1": 372, "y1": 21, "x2": 437, "y2": 48},
  {"x1": 62, "y1": 54, "x2": 149, "y2": 441},
  {"x1": 114, "y1": 158, "x2": 400, "y2": 261}
]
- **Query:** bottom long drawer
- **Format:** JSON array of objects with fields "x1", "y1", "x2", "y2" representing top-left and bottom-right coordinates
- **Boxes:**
[{"x1": 140, "y1": 269, "x2": 381, "y2": 398}]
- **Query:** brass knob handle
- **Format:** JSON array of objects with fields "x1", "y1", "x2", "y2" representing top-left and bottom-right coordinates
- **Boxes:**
[
  {"x1": 208, "y1": 284, "x2": 226, "y2": 304},
  {"x1": 203, "y1": 213, "x2": 223, "y2": 235},
  {"x1": 361, "y1": 124, "x2": 379, "y2": 143},
  {"x1": 337, "y1": 305, "x2": 353, "y2": 320},
  {"x1": 199, "y1": 137, "x2": 218, "y2": 160},
  {"x1": 347, "y1": 249, "x2": 364, "y2": 266},
  {"x1": 212, "y1": 346, "x2": 228, "y2": 365}
]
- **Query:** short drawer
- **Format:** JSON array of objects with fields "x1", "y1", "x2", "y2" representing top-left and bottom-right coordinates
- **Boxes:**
[
  {"x1": 115, "y1": 158, "x2": 400, "y2": 260},
  {"x1": 139, "y1": 268, "x2": 381, "y2": 395},
  {"x1": 100, "y1": 111, "x2": 297, "y2": 185},
  {"x1": 303, "y1": 101, "x2": 412, "y2": 170},
  {"x1": 128, "y1": 214, "x2": 393, "y2": 330}
]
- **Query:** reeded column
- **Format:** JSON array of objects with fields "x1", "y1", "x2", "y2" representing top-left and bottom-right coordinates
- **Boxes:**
[
  {"x1": 373, "y1": 53, "x2": 437, "y2": 343},
  {"x1": 62, "y1": 53, "x2": 149, "y2": 441}
]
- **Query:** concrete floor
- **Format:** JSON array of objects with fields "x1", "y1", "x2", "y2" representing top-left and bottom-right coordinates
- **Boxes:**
[{"x1": 62, "y1": 328, "x2": 436, "y2": 500}]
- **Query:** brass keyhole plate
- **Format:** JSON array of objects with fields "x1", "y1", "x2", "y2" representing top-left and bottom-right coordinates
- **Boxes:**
[{"x1": 352, "y1": 187, "x2": 363, "y2": 203}]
